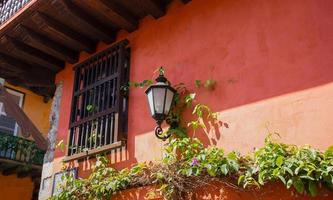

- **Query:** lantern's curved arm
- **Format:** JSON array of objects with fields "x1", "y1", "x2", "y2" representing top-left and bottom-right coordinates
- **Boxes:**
[{"x1": 155, "y1": 123, "x2": 171, "y2": 141}]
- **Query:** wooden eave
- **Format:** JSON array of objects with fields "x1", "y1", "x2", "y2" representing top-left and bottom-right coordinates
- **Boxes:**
[{"x1": 0, "y1": 0, "x2": 191, "y2": 98}]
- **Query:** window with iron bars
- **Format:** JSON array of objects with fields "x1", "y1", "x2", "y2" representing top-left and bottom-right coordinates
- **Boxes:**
[{"x1": 66, "y1": 40, "x2": 129, "y2": 160}]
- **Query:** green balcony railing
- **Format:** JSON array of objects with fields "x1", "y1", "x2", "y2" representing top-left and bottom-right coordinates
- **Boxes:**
[{"x1": 0, "y1": 132, "x2": 45, "y2": 165}]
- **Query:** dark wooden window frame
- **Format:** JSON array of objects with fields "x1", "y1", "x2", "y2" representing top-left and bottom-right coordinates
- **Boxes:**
[{"x1": 64, "y1": 39, "x2": 130, "y2": 162}]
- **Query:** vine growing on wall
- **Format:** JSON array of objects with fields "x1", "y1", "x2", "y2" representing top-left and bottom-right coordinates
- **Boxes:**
[{"x1": 50, "y1": 67, "x2": 333, "y2": 200}]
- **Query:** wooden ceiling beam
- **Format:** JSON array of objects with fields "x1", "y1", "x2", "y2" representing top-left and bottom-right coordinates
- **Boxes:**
[
  {"x1": 4, "y1": 36, "x2": 64, "y2": 72},
  {"x1": 181, "y1": 0, "x2": 192, "y2": 4},
  {"x1": 59, "y1": 0, "x2": 115, "y2": 43},
  {"x1": 2, "y1": 166, "x2": 18, "y2": 176},
  {"x1": 33, "y1": 12, "x2": 95, "y2": 53},
  {"x1": 0, "y1": 53, "x2": 55, "y2": 87},
  {"x1": 140, "y1": 0, "x2": 165, "y2": 19},
  {"x1": 0, "y1": 69, "x2": 16, "y2": 79},
  {"x1": 19, "y1": 25, "x2": 78, "y2": 64},
  {"x1": 17, "y1": 169, "x2": 40, "y2": 178},
  {"x1": 98, "y1": 0, "x2": 138, "y2": 32},
  {"x1": 29, "y1": 86, "x2": 56, "y2": 99}
]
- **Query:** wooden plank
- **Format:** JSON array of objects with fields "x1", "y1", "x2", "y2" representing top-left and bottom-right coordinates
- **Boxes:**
[
  {"x1": 0, "y1": 160, "x2": 41, "y2": 171},
  {"x1": 140, "y1": 0, "x2": 165, "y2": 19},
  {"x1": 17, "y1": 169, "x2": 34, "y2": 178},
  {"x1": 98, "y1": 0, "x2": 138, "y2": 32},
  {"x1": 2, "y1": 166, "x2": 18, "y2": 176},
  {"x1": 0, "y1": 53, "x2": 55, "y2": 87},
  {"x1": 3, "y1": 36, "x2": 64, "y2": 72},
  {"x1": 57, "y1": 0, "x2": 115, "y2": 43},
  {"x1": 181, "y1": 0, "x2": 191, "y2": 4},
  {"x1": 29, "y1": 86, "x2": 56, "y2": 99},
  {"x1": 17, "y1": 169, "x2": 37, "y2": 178},
  {"x1": 0, "y1": 163, "x2": 11, "y2": 170},
  {"x1": 33, "y1": 12, "x2": 95, "y2": 53},
  {"x1": 19, "y1": 25, "x2": 78, "y2": 64}
]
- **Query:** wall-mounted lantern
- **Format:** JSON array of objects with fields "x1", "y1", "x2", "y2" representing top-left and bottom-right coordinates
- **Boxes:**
[{"x1": 145, "y1": 71, "x2": 176, "y2": 140}]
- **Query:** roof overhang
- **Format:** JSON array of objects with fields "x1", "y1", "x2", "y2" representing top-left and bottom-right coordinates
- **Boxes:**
[{"x1": 0, "y1": 0, "x2": 191, "y2": 97}]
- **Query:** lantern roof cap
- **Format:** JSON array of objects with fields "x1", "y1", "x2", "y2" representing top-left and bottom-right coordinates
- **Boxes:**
[{"x1": 155, "y1": 74, "x2": 168, "y2": 83}]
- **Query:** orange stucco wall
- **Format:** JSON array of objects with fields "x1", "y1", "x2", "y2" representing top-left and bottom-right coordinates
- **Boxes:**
[
  {"x1": 54, "y1": 0, "x2": 333, "y2": 177},
  {"x1": 110, "y1": 182, "x2": 333, "y2": 200},
  {"x1": 4, "y1": 83, "x2": 51, "y2": 137},
  {"x1": 0, "y1": 174, "x2": 34, "y2": 200}
]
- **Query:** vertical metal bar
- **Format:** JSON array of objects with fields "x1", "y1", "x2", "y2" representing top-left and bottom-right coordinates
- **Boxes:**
[
  {"x1": 115, "y1": 45, "x2": 127, "y2": 141},
  {"x1": 113, "y1": 113, "x2": 119, "y2": 144},
  {"x1": 78, "y1": 124, "x2": 83, "y2": 153},
  {"x1": 104, "y1": 114, "x2": 109, "y2": 145},
  {"x1": 108, "y1": 113, "x2": 113, "y2": 145},
  {"x1": 87, "y1": 120, "x2": 92, "y2": 150},
  {"x1": 101, "y1": 115, "x2": 106, "y2": 146},
  {"x1": 83, "y1": 122, "x2": 88, "y2": 151},
  {"x1": 68, "y1": 128, "x2": 74, "y2": 156}
]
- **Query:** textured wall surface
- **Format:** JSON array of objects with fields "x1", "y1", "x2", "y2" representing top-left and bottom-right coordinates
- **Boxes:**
[
  {"x1": 109, "y1": 182, "x2": 333, "y2": 200},
  {"x1": 39, "y1": 83, "x2": 63, "y2": 200},
  {"x1": 54, "y1": 0, "x2": 333, "y2": 174},
  {"x1": 0, "y1": 174, "x2": 34, "y2": 200}
]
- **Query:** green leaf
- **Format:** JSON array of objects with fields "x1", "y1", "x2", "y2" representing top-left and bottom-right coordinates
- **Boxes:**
[
  {"x1": 284, "y1": 167, "x2": 294, "y2": 176},
  {"x1": 258, "y1": 171, "x2": 265, "y2": 185},
  {"x1": 56, "y1": 140, "x2": 65, "y2": 152},
  {"x1": 195, "y1": 80, "x2": 202, "y2": 88},
  {"x1": 293, "y1": 177, "x2": 304, "y2": 194},
  {"x1": 207, "y1": 168, "x2": 216, "y2": 177},
  {"x1": 227, "y1": 152, "x2": 237, "y2": 161},
  {"x1": 286, "y1": 179, "x2": 293, "y2": 189},
  {"x1": 325, "y1": 146, "x2": 333, "y2": 157},
  {"x1": 273, "y1": 168, "x2": 280, "y2": 176},
  {"x1": 220, "y1": 164, "x2": 228, "y2": 175},
  {"x1": 86, "y1": 104, "x2": 94, "y2": 112},
  {"x1": 238, "y1": 175, "x2": 245, "y2": 185},
  {"x1": 185, "y1": 93, "x2": 196, "y2": 107},
  {"x1": 300, "y1": 175, "x2": 315, "y2": 181},
  {"x1": 204, "y1": 79, "x2": 216, "y2": 90},
  {"x1": 276, "y1": 156, "x2": 284, "y2": 167},
  {"x1": 278, "y1": 175, "x2": 286, "y2": 185},
  {"x1": 308, "y1": 181, "x2": 317, "y2": 197}
]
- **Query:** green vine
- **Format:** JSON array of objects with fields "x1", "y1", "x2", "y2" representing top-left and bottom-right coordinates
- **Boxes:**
[
  {"x1": 51, "y1": 67, "x2": 333, "y2": 199},
  {"x1": 51, "y1": 136, "x2": 333, "y2": 200}
]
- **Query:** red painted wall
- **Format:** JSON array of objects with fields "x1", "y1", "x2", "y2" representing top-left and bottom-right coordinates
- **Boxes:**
[
  {"x1": 110, "y1": 182, "x2": 333, "y2": 200},
  {"x1": 55, "y1": 0, "x2": 333, "y2": 174}
]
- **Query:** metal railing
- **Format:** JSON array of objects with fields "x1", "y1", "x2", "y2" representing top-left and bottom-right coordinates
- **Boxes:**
[
  {"x1": 0, "y1": 132, "x2": 45, "y2": 165},
  {"x1": 0, "y1": 0, "x2": 30, "y2": 25}
]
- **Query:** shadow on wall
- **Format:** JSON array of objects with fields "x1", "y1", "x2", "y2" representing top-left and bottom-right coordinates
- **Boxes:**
[{"x1": 66, "y1": 145, "x2": 138, "y2": 175}]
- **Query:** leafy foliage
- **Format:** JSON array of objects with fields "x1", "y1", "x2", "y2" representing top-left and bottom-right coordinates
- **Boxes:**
[
  {"x1": 51, "y1": 137, "x2": 333, "y2": 200},
  {"x1": 238, "y1": 135, "x2": 333, "y2": 197}
]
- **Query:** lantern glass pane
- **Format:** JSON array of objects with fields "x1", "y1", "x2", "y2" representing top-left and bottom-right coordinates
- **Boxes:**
[
  {"x1": 164, "y1": 88, "x2": 174, "y2": 114},
  {"x1": 153, "y1": 87, "x2": 166, "y2": 114},
  {"x1": 147, "y1": 89, "x2": 155, "y2": 116}
]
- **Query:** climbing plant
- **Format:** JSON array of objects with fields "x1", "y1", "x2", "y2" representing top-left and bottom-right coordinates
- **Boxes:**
[{"x1": 50, "y1": 67, "x2": 333, "y2": 200}]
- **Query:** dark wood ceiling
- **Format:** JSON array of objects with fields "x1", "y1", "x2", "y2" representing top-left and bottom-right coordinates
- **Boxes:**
[{"x1": 0, "y1": 0, "x2": 191, "y2": 98}]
